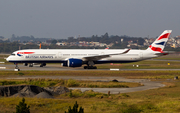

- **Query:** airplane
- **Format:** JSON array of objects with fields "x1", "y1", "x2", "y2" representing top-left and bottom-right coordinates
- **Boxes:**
[{"x1": 6, "y1": 30, "x2": 172, "y2": 70}]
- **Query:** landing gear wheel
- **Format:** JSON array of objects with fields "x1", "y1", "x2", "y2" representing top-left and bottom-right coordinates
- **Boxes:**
[
  {"x1": 84, "y1": 66, "x2": 87, "y2": 69},
  {"x1": 29, "y1": 64, "x2": 33, "y2": 67},
  {"x1": 42, "y1": 63, "x2": 46, "y2": 66},
  {"x1": 40, "y1": 63, "x2": 46, "y2": 67},
  {"x1": 93, "y1": 66, "x2": 97, "y2": 69},
  {"x1": 14, "y1": 63, "x2": 20, "y2": 71},
  {"x1": 91, "y1": 66, "x2": 97, "y2": 69},
  {"x1": 84, "y1": 66, "x2": 97, "y2": 69},
  {"x1": 14, "y1": 68, "x2": 20, "y2": 71},
  {"x1": 23, "y1": 63, "x2": 28, "y2": 66}
]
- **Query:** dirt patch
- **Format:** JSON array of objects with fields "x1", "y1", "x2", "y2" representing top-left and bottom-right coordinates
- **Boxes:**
[
  {"x1": 0, "y1": 85, "x2": 69, "y2": 98},
  {"x1": 35, "y1": 92, "x2": 54, "y2": 98}
]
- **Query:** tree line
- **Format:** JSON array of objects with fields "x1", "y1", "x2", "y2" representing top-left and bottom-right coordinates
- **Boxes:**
[
  {"x1": 0, "y1": 33, "x2": 179, "y2": 54},
  {"x1": 0, "y1": 41, "x2": 179, "y2": 54},
  {"x1": 9, "y1": 33, "x2": 145, "y2": 45}
]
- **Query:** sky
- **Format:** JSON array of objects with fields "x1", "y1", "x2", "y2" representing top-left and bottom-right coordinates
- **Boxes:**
[{"x1": 0, "y1": 0, "x2": 180, "y2": 39}]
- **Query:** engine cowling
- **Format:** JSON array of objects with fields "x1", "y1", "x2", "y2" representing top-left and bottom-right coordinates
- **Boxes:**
[{"x1": 67, "y1": 58, "x2": 82, "y2": 67}]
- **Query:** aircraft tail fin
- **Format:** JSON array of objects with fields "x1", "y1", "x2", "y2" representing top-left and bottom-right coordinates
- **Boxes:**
[{"x1": 147, "y1": 30, "x2": 172, "y2": 53}]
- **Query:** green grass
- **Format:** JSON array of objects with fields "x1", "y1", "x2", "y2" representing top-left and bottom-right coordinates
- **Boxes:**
[
  {"x1": 0, "y1": 73, "x2": 179, "y2": 112},
  {"x1": 0, "y1": 81, "x2": 180, "y2": 113},
  {"x1": 0, "y1": 58, "x2": 7, "y2": 63},
  {"x1": 0, "y1": 70, "x2": 180, "y2": 80},
  {"x1": 0, "y1": 79, "x2": 142, "y2": 88},
  {"x1": 1, "y1": 54, "x2": 180, "y2": 112},
  {"x1": 153, "y1": 54, "x2": 180, "y2": 60},
  {"x1": 96, "y1": 60, "x2": 180, "y2": 69}
]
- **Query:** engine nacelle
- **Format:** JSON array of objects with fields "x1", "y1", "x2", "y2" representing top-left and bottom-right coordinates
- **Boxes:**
[{"x1": 68, "y1": 58, "x2": 82, "y2": 67}]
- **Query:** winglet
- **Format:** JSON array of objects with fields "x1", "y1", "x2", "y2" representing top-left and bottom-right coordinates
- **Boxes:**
[
  {"x1": 123, "y1": 49, "x2": 131, "y2": 54},
  {"x1": 105, "y1": 47, "x2": 109, "y2": 49},
  {"x1": 109, "y1": 48, "x2": 130, "y2": 55}
]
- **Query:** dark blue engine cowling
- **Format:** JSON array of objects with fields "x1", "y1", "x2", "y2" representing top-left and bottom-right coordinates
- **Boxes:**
[{"x1": 68, "y1": 58, "x2": 82, "y2": 67}]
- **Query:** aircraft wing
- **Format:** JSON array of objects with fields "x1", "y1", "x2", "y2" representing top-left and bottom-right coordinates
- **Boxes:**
[{"x1": 82, "y1": 49, "x2": 130, "y2": 61}]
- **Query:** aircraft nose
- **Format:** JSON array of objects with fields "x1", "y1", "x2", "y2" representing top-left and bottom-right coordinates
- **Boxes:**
[{"x1": 6, "y1": 56, "x2": 10, "y2": 62}]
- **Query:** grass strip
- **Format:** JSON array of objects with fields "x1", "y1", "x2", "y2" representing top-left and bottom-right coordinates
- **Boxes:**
[
  {"x1": 0, "y1": 81, "x2": 180, "y2": 113},
  {"x1": 0, "y1": 79, "x2": 142, "y2": 88},
  {"x1": 0, "y1": 70, "x2": 180, "y2": 79}
]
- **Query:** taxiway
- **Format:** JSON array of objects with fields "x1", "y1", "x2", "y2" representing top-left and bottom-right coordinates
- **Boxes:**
[
  {"x1": 1, "y1": 64, "x2": 180, "y2": 71},
  {"x1": 0, "y1": 64, "x2": 175, "y2": 94}
]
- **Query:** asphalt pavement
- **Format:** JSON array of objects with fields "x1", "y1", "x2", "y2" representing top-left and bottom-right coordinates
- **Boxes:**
[{"x1": 0, "y1": 63, "x2": 174, "y2": 94}]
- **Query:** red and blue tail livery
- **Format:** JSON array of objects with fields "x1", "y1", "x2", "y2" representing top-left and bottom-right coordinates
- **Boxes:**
[{"x1": 147, "y1": 30, "x2": 172, "y2": 53}]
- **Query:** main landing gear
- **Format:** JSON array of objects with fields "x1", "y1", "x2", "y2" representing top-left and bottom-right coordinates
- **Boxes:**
[
  {"x1": 29, "y1": 63, "x2": 33, "y2": 67},
  {"x1": 84, "y1": 61, "x2": 97, "y2": 69},
  {"x1": 40, "y1": 63, "x2": 46, "y2": 67},
  {"x1": 84, "y1": 66, "x2": 97, "y2": 69}
]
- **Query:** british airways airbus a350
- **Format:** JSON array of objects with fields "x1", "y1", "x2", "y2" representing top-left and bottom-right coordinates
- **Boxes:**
[{"x1": 6, "y1": 30, "x2": 172, "y2": 70}]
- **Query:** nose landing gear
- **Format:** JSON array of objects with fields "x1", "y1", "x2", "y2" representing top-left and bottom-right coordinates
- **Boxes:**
[{"x1": 14, "y1": 63, "x2": 20, "y2": 71}]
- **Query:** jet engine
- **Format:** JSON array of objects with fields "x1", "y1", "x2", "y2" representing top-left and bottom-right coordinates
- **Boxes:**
[{"x1": 67, "y1": 58, "x2": 83, "y2": 67}]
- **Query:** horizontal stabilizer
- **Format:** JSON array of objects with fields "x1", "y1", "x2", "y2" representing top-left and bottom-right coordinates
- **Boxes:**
[{"x1": 155, "y1": 51, "x2": 175, "y2": 56}]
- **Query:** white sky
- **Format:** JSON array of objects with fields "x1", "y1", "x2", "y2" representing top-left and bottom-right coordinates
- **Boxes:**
[{"x1": 0, "y1": 0, "x2": 179, "y2": 39}]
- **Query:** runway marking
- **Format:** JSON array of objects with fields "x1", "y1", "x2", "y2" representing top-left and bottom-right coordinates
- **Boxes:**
[
  {"x1": 0, "y1": 67, "x2": 6, "y2": 69},
  {"x1": 110, "y1": 68, "x2": 119, "y2": 71}
]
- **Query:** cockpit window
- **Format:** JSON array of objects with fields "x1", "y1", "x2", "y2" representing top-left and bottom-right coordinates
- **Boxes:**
[{"x1": 11, "y1": 53, "x2": 15, "y2": 56}]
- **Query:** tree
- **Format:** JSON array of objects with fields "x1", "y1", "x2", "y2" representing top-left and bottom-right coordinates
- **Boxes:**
[
  {"x1": 16, "y1": 98, "x2": 30, "y2": 113},
  {"x1": 0, "y1": 36, "x2": 4, "y2": 39},
  {"x1": 65, "y1": 101, "x2": 84, "y2": 113},
  {"x1": 51, "y1": 39, "x2": 57, "y2": 45},
  {"x1": 103, "y1": 32, "x2": 109, "y2": 39},
  {"x1": 12, "y1": 34, "x2": 16, "y2": 39},
  {"x1": 137, "y1": 38, "x2": 145, "y2": 45}
]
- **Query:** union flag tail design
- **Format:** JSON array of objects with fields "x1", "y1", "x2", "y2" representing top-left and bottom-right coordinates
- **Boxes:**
[{"x1": 147, "y1": 30, "x2": 172, "y2": 53}]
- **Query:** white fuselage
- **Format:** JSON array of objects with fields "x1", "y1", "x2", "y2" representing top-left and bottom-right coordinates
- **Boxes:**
[
  {"x1": 6, "y1": 49, "x2": 158, "y2": 64},
  {"x1": 6, "y1": 30, "x2": 172, "y2": 69}
]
